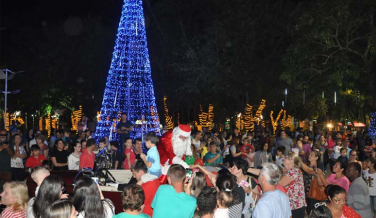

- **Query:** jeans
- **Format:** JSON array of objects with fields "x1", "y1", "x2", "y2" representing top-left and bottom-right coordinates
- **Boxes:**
[{"x1": 371, "y1": 196, "x2": 376, "y2": 214}]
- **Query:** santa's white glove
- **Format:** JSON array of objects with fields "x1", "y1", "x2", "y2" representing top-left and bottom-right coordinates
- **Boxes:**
[{"x1": 172, "y1": 156, "x2": 189, "y2": 169}]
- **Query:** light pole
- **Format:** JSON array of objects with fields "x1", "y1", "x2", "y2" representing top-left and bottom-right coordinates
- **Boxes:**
[{"x1": 0, "y1": 69, "x2": 23, "y2": 128}]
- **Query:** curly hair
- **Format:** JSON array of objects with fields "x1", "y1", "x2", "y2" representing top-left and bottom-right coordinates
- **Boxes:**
[
  {"x1": 121, "y1": 184, "x2": 145, "y2": 211},
  {"x1": 196, "y1": 186, "x2": 217, "y2": 216}
]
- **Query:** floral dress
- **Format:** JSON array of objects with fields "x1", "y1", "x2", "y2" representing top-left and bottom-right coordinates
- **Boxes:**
[{"x1": 285, "y1": 167, "x2": 307, "y2": 210}]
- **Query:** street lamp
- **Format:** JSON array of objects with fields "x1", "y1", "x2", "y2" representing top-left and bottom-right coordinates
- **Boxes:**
[{"x1": 0, "y1": 69, "x2": 24, "y2": 128}]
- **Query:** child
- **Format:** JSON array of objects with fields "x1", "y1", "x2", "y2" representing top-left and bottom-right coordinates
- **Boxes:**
[
  {"x1": 138, "y1": 132, "x2": 161, "y2": 185},
  {"x1": 94, "y1": 138, "x2": 107, "y2": 154},
  {"x1": 196, "y1": 186, "x2": 217, "y2": 218},
  {"x1": 25, "y1": 144, "x2": 47, "y2": 171},
  {"x1": 332, "y1": 139, "x2": 343, "y2": 159},
  {"x1": 123, "y1": 138, "x2": 136, "y2": 170},
  {"x1": 364, "y1": 157, "x2": 376, "y2": 215},
  {"x1": 274, "y1": 146, "x2": 286, "y2": 167},
  {"x1": 113, "y1": 184, "x2": 150, "y2": 218},
  {"x1": 362, "y1": 159, "x2": 370, "y2": 179},
  {"x1": 110, "y1": 141, "x2": 122, "y2": 169},
  {"x1": 200, "y1": 141, "x2": 208, "y2": 159},
  {"x1": 215, "y1": 190, "x2": 234, "y2": 218},
  {"x1": 337, "y1": 148, "x2": 348, "y2": 166}
]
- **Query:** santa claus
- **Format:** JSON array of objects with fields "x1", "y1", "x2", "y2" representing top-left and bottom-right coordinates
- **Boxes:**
[{"x1": 158, "y1": 124, "x2": 192, "y2": 169}]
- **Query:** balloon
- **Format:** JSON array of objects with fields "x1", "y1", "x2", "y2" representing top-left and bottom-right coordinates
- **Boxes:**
[
  {"x1": 185, "y1": 156, "x2": 195, "y2": 165},
  {"x1": 194, "y1": 158, "x2": 204, "y2": 166}
]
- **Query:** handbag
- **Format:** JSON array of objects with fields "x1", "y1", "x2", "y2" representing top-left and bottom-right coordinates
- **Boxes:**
[{"x1": 308, "y1": 176, "x2": 327, "y2": 201}]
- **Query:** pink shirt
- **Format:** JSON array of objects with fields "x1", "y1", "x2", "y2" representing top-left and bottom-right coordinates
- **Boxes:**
[
  {"x1": 123, "y1": 148, "x2": 136, "y2": 169},
  {"x1": 327, "y1": 174, "x2": 350, "y2": 193}
]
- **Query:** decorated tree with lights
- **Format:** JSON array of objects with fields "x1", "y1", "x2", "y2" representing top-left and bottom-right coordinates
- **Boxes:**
[{"x1": 94, "y1": 0, "x2": 160, "y2": 141}]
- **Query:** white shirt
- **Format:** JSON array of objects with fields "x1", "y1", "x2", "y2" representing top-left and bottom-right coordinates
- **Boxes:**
[
  {"x1": 364, "y1": 170, "x2": 376, "y2": 196},
  {"x1": 68, "y1": 153, "x2": 81, "y2": 170},
  {"x1": 214, "y1": 208, "x2": 229, "y2": 218},
  {"x1": 11, "y1": 145, "x2": 26, "y2": 168}
]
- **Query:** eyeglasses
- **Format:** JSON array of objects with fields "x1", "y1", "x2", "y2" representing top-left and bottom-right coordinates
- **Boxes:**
[
  {"x1": 333, "y1": 198, "x2": 347, "y2": 203},
  {"x1": 0, "y1": 134, "x2": 7, "y2": 136},
  {"x1": 351, "y1": 154, "x2": 357, "y2": 156}
]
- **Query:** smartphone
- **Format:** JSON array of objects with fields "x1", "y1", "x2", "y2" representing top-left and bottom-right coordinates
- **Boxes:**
[
  {"x1": 92, "y1": 177, "x2": 99, "y2": 184},
  {"x1": 186, "y1": 169, "x2": 193, "y2": 183}
]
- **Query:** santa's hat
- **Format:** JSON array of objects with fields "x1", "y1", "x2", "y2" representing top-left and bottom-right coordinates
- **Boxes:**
[{"x1": 175, "y1": 124, "x2": 191, "y2": 137}]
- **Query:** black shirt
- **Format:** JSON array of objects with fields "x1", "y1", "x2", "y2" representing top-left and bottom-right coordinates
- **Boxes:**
[
  {"x1": 116, "y1": 121, "x2": 134, "y2": 139},
  {"x1": 51, "y1": 149, "x2": 69, "y2": 170}
]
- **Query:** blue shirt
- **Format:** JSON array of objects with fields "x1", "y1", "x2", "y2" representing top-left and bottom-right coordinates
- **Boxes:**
[
  {"x1": 252, "y1": 189, "x2": 291, "y2": 218},
  {"x1": 147, "y1": 146, "x2": 161, "y2": 177},
  {"x1": 112, "y1": 213, "x2": 150, "y2": 218},
  {"x1": 204, "y1": 152, "x2": 223, "y2": 166},
  {"x1": 152, "y1": 185, "x2": 196, "y2": 218}
]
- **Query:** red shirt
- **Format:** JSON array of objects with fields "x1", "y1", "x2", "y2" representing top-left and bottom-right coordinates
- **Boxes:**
[
  {"x1": 142, "y1": 179, "x2": 160, "y2": 217},
  {"x1": 79, "y1": 149, "x2": 95, "y2": 169},
  {"x1": 25, "y1": 155, "x2": 46, "y2": 169}
]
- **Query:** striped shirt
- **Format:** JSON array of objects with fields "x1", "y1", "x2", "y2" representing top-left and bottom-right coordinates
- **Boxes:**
[{"x1": 1, "y1": 207, "x2": 26, "y2": 218}]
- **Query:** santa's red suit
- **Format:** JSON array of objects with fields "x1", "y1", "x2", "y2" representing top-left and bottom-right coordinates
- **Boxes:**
[{"x1": 157, "y1": 124, "x2": 192, "y2": 171}]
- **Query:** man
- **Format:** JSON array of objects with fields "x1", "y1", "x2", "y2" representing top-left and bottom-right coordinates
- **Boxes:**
[
  {"x1": 275, "y1": 130, "x2": 293, "y2": 155},
  {"x1": 133, "y1": 138, "x2": 144, "y2": 162},
  {"x1": 29, "y1": 132, "x2": 48, "y2": 148},
  {"x1": 158, "y1": 124, "x2": 192, "y2": 169},
  {"x1": 346, "y1": 162, "x2": 373, "y2": 218},
  {"x1": 131, "y1": 161, "x2": 160, "y2": 217},
  {"x1": 30, "y1": 166, "x2": 50, "y2": 196},
  {"x1": 79, "y1": 138, "x2": 96, "y2": 170},
  {"x1": 252, "y1": 162, "x2": 291, "y2": 218},
  {"x1": 152, "y1": 164, "x2": 196, "y2": 218},
  {"x1": 0, "y1": 129, "x2": 14, "y2": 183},
  {"x1": 116, "y1": 112, "x2": 134, "y2": 151}
]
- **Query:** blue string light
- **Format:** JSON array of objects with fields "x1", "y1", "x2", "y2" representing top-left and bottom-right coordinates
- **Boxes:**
[
  {"x1": 94, "y1": 0, "x2": 160, "y2": 142},
  {"x1": 369, "y1": 112, "x2": 376, "y2": 143}
]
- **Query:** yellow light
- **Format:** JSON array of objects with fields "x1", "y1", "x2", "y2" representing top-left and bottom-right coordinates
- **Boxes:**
[{"x1": 327, "y1": 123, "x2": 333, "y2": 128}]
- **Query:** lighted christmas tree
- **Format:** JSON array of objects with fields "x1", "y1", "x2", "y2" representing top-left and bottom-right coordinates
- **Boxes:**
[
  {"x1": 94, "y1": 0, "x2": 160, "y2": 141},
  {"x1": 369, "y1": 112, "x2": 376, "y2": 142}
]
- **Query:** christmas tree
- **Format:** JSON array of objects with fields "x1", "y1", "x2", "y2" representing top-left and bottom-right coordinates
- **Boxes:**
[
  {"x1": 94, "y1": 0, "x2": 160, "y2": 141},
  {"x1": 369, "y1": 112, "x2": 376, "y2": 142}
]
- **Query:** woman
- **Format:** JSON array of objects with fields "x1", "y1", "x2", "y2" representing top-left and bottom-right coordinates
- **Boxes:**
[
  {"x1": 348, "y1": 150, "x2": 362, "y2": 165},
  {"x1": 35, "y1": 134, "x2": 49, "y2": 159},
  {"x1": 24, "y1": 128, "x2": 34, "y2": 153},
  {"x1": 325, "y1": 185, "x2": 360, "y2": 218},
  {"x1": 11, "y1": 134, "x2": 27, "y2": 181},
  {"x1": 0, "y1": 181, "x2": 29, "y2": 218},
  {"x1": 187, "y1": 171, "x2": 206, "y2": 198},
  {"x1": 253, "y1": 143, "x2": 272, "y2": 169},
  {"x1": 45, "y1": 199, "x2": 78, "y2": 218},
  {"x1": 279, "y1": 152, "x2": 306, "y2": 218},
  {"x1": 303, "y1": 151, "x2": 325, "y2": 215},
  {"x1": 27, "y1": 175, "x2": 67, "y2": 218},
  {"x1": 50, "y1": 139, "x2": 69, "y2": 170},
  {"x1": 230, "y1": 159, "x2": 259, "y2": 218},
  {"x1": 68, "y1": 141, "x2": 81, "y2": 170},
  {"x1": 317, "y1": 160, "x2": 350, "y2": 193},
  {"x1": 72, "y1": 176, "x2": 115, "y2": 218},
  {"x1": 229, "y1": 138, "x2": 242, "y2": 167}
]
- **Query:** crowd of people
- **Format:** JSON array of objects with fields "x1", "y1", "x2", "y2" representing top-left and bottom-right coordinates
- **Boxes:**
[{"x1": 0, "y1": 120, "x2": 376, "y2": 218}]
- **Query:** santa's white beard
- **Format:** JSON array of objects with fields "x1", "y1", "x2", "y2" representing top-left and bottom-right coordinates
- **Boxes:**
[{"x1": 172, "y1": 134, "x2": 192, "y2": 157}]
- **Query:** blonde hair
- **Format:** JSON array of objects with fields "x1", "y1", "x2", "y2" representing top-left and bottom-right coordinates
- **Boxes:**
[
  {"x1": 3, "y1": 181, "x2": 29, "y2": 211},
  {"x1": 287, "y1": 152, "x2": 303, "y2": 169},
  {"x1": 217, "y1": 190, "x2": 234, "y2": 208}
]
